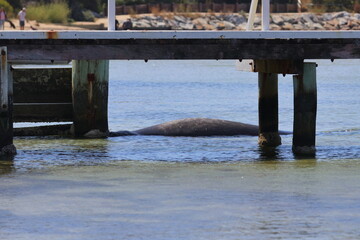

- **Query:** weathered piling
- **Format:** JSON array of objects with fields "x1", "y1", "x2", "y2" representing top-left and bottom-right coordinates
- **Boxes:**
[
  {"x1": 258, "y1": 72, "x2": 281, "y2": 147},
  {"x1": 72, "y1": 60, "x2": 109, "y2": 138},
  {"x1": 12, "y1": 66, "x2": 72, "y2": 122},
  {"x1": 0, "y1": 47, "x2": 16, "y2": 155},
  {"x1": 293, "y1": 62, "x2": 317, "y2": 155}
]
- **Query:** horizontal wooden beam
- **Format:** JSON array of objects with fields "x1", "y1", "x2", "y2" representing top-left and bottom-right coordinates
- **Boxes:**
[
  {"x1": 253, "y1": 60, "x2": 304, "y2": 74},
  {"x1": 13, "y1": 103, "x2": 73, "y2": 122},
  {"x1": 14, "y1": 124, "x2": 71, "y2": 136},
  {"x1": 13, "y1": 67, "x2": 72, "y2": 103},
  {"x1": 2, "y1": 39, "x2": 360, "y2": 60},
  {"x1": 1, "y1": 31, "x2": 360, "y2": 60},
  {"x1": 2, "y1": 30, "x2": 360, "y2": 40}
]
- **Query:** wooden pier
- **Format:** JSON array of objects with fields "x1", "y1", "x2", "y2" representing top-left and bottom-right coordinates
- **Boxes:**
[{"x1": 2, "y1": 30, "x2": 360, "y2": 155}]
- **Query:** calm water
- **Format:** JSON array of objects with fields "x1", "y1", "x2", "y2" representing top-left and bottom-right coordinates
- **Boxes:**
[{"x1": 1, "y1": 60, "x2": 360, "y2": 239}]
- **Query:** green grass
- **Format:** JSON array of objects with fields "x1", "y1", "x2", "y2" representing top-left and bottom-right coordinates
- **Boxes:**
[
  {"x1": 26, "y1": 1, "x2": 70, "y2": 24},
  {"x1": 0, "y1": 0, "x2": 14, "y2": 17}
]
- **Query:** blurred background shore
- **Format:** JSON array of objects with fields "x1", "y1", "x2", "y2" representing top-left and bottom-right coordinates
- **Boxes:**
[
  {"x1": 3, "y1": 11, "x2": 360, "y2": 31},
  {"x1": 1, "y1": 0, "x2": 360, "y2": 30}
]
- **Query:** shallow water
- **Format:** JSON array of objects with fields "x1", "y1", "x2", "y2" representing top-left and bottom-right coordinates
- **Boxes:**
[
  {"x1": 1, "y1": 60, "x2": 360, "y2": 239},
  {"x1": 1, "y1": 161, "x2": 360, "y2": 240}
]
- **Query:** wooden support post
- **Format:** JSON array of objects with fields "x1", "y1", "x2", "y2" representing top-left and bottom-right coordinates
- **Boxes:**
[
  {"x1": 258, "y1": 72, "x2": 281, "y2": 147},
  {"x1": 293, "y1": 62, "x2": 317, "y2": 155},
  {"x1": 262, "y1": 0, "x2": 270, "y2": 31},
  {"x1": 108, "y1": 0, "x2": 116, "y2": 31},
  {"x1": 0, "y1": 47, "x2": 16, "y2": 155},
  {"x1": 246, "y1": 0, "x2": 259, "y2": 30},
  {"x1": 72, "y1": 60, "x2": 109, "y2": 138}
]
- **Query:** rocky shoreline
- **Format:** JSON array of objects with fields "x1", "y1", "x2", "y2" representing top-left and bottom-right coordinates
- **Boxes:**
[{"x1": 129, "y1": 11, "x2": 360, "y2": 31}]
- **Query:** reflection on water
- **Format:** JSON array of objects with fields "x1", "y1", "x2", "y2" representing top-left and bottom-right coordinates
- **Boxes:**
[
  {"x1": 257, "y1": 146, "x2": 281, "y2": 160},
  {"x1": 0, "y1": 159, "x2": 14, "y2": 175}
]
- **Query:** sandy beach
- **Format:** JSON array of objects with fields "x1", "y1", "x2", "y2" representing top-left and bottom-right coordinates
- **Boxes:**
[{"x1": 2, "y1": 15, "x2": 133, "y2": 31}]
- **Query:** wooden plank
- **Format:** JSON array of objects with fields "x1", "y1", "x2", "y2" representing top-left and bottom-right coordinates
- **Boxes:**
[
  {"x1": 9, "y1": 60, "x2": 69, "y2": 64},
  {"x1": 3, "y1": 39, "x2": 360, "y2": 60},
  {"x1": 14, "y1": 124, "x2": 71, "y2": 136},
  {"x1": 253, "y1": 60, "x2": 304, "y2": 74},
  {"x1": 238, "y1": 60, "x2": 304, "y2": 74},
  {"x1": 12, "y1": 67, "x2": 72, "y2": 103},
  {"x1": 13, "y1": 103, "x2": 73, "y2": 122},
  {"x1": 2, "y1": 30, "x2": 360, "y2": 40}
]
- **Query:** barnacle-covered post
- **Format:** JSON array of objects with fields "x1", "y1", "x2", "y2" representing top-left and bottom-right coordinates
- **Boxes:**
[
  {"x1": 0, "y1": 47, "x2": 16, "y2": 155},
  {"x1": 72, "y1": 60, "x2": 109, "y2": 138},
  {"x1": 293, "y1": 62, "x2": 317, "y2": 155}
]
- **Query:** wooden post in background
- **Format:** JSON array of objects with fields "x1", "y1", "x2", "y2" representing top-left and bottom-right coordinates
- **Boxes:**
[
  {"x1": 0, "y1": 47, "x2": 16, "y2": 155},
  {"x1": 72, "y1": 60, "x2": 109, "y2": 138},
  {"x1": 108, "y1": 0, "x2": 116, "y2": 31},
  {"x1": 258, "y1": 72, "x2": 281, "y2": 147},
  {"x1": 262, "y1": 0, "x2": 270, "y2": 31},
  {"x1": 293, "y1": 62, "x2": 317, "y2": 155}
]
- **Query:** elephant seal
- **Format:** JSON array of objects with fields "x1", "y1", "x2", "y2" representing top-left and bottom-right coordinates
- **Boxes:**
[{"x1": 109, "y1": 118, "x2": 291, "y2": 137}]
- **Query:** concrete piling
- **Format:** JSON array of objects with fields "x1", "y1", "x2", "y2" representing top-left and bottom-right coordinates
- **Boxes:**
[
  {"x1": 292, "y1": 62, "x2": 317, "y2": 155},
  {"x1": 258, "y1": 72, "x2": 281, "y2": 147},
  {"x1": 72, "y1": 60, "x2": 109, "y2": 138}
]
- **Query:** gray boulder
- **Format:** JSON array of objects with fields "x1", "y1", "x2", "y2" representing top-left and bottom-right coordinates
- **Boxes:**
[
  {"x1": 192, "y1": 17, "x2": 208, "y2": 26},
  {"x1": 226, "y1": 14, "x2": 247, "y2": 25},
  {"x1": 322, "y1": 13, "x2": 335, "y2": 21},
  {"x1": 302, "y1": 14, "x2": 314, "y2": 24},
  {"x1": 174, "y1": 15, "x2": 187, "y2": 23},
  {"x1": 333, "y1": 11, "x2": 350, "y2": 19},
  {"x1": 271, "y1": 15, "x2": 284, "y2": 25},
  {"x1": 179, "y1": 22, "x2": 194, "y2": 30},
  {"x1": 135, "y1": 20, "x2": 152, "y2": 28}
]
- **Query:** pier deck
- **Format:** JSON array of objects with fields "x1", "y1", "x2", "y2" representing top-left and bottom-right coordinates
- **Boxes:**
[
  {"x1": 2, "y1": 30, "x2": 360, "y2": 155},
  {"x1": 2, "y1": 30, "x2": 360, "y2": 60}
]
